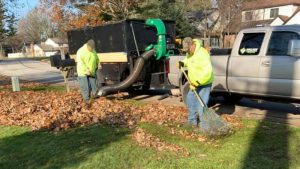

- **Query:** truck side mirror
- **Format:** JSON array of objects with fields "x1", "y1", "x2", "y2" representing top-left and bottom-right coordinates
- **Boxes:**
[{"x1": 288, "y1": 39, "x2": 300, "y2": 57}]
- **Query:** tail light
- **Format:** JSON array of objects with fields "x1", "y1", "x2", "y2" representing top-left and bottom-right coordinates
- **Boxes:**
[{"x1": 165, "y1": 59, "x2": 170, "y2": 74}]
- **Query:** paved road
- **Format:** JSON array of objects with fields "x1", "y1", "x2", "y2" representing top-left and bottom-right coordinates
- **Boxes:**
[{"x1": 0, "y1": 59, "x2": 67, "y2": 84}]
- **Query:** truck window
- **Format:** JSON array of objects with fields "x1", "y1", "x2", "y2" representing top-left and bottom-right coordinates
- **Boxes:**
[
  {"x1": 267, "y1": 31, "x2": 300, "y2": 56},
  {"x1": 238, "y1": 33, "x2": 265, "y2": 55}
]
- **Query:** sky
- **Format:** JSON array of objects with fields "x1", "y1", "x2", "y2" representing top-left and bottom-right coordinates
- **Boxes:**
[{"x1": 17, "y1": 0, "x2": 40, "y2": 17}]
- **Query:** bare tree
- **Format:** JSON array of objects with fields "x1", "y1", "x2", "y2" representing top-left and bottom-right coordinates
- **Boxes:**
[
  {"x1": 89, "y1": 0, "x2": 140, "y2": 20},
  {"x1": 17, "y1": 8, "x2": 55, "y2": 43},
  {"x1": 216, "y1": 0, "x2": 243, "y2": 47}
]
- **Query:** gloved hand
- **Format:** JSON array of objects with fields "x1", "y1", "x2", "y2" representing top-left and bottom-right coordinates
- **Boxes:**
[
  {"x1": 176, "y1": 61, "x2": 184, "y2": 69},
  {"x1": 86, "y1": 69, "x2": 91, "y2": 75},
  {"x1": 189, "y1": 84, "x2": 196, "y2": 90}
]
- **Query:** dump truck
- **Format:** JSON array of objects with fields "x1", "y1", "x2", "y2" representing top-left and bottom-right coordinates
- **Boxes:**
[{"x1": 66, "y1": 19, "x2": 177, "y2": 96}]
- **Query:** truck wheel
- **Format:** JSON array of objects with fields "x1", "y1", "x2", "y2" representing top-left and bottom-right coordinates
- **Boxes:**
[{"x1": 180, "y1": 82, "x2": 189, "y2": 105}]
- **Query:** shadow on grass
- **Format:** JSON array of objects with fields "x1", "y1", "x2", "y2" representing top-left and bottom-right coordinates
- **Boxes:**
[
  {"x1": 209, "y1": 96, "x2": 293, "y2": 168},
  {"x1": 211, "y1": 98, "x2": 291, "y2": 168},
  {"x1": 241, "y1": 115, "x2": 290, "y2": 169},
  {"x1": 0, "y1": 125, "x2": 130, "y2": 169}
]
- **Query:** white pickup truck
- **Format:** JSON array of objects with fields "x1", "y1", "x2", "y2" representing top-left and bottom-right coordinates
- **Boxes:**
[{"x1": 168, "y1": 25, "x2": 300, "y2": 103}]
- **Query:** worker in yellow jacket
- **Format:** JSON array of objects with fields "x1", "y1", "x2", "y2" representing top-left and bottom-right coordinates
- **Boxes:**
[
  {"x1": 177, "y1": 37, "x2": 214, "y2": 128},
  {"x1": 76, "y1": 39, "x2": 100, "y2": 106}
]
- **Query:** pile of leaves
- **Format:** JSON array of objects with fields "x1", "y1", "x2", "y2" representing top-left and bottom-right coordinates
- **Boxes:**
[
  {"x1": 221, "y1": 114, "x2": 244, "y2": 129},
  {"x1": 169, "y1": 127, "x2": 207, "y2": 142},
  {"x1": 0, "y1": 91, "x2": 187, "y2": 131},
  {"x1": 132, "y1": 128, "x2": 189, "y2": 156},
  {"x1": 0, "y1": 76, "x2": 242, "y2": 132}
]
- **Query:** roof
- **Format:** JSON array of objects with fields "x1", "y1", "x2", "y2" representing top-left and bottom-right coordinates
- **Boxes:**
[
  {"x1": 284, "y1": 7, "x2": 300, "y2": 24},
  {"x1": 243, "y1": 0, "x2": 300, "y2": 11},
  {"x1": 37, "y1": 44, "x2": 59, "y2": 52},
  {"x1": 50, "y1": 38, "x2": 68, "y2": 44},
  {"x1": 277, "y1": 15, "x2": 290, "y2": 22}
]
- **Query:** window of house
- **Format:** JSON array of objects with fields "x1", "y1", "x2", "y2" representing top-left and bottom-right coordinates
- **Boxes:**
[
  {"x1": 245, "y1": 11, "x2": 253, "y2": 21},
  {"x1": 270, "y1": 8, "x2": 279, "y2": 18},
  {"x1": 267, "y1": 32, "x2": 300, "y2": 55},
  {"x1": 239, "y1": 33, "x2": 265, "y2": 55}
]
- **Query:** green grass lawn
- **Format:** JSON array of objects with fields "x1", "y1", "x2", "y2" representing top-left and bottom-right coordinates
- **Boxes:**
[{"x1": 0, "y1": 120, "x2": 299, "y2": 169}]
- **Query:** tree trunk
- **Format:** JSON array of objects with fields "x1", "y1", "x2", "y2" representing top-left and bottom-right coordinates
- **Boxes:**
[{"x1": 0, "y1": 43, "x2": 3, "y2": 57}]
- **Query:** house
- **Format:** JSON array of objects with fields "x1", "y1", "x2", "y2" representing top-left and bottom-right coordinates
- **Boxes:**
[
  {"x1": 26, "y1": 38, "x2": 68, "y2": 57},
  {"x1": 32, "y1": 44, "x2": 59, "y2": 57},
  {"x1": 223, "y1": 0, "x2": 300, "y2": 47},
  {"x1": 188, "y1": 9, "x2": 222, "y2": 48},
  {"x1": 242, "y1": 0, "x2": 300, "y2": 27},
  {"x1": 271, "y1": 8, "x2": 300, "y2": 25}
]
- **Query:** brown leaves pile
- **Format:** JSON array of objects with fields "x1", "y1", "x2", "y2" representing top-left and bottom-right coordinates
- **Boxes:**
[
  {"x1": 169, "y1": 127, "x2": 207, "y2": 142},
  {"x1": 132, "y1": 128, "x2": 189, "y2": 156},
  {"x1": 221, "y1": 114, "x2": 244, "y2": 129},
  {"x1": 0, "y1": 76, "x2": 242, "y2": 133},
  {"x1": 0, "y1": 91, "x2": 187, "y2": 131}
]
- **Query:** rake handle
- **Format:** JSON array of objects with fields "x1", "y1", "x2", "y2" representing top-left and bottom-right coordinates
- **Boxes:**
[{"x1": 180, "y1": 67, "x2": 208, "y2": 108}]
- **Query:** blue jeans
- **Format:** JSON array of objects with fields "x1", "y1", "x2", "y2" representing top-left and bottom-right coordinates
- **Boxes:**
[
  {"x1": 186, "y1": 84, "x2": 211, "y2": 128},
  {"x1": 78, "y1": 76, "x2": 97, "y2": 102}
]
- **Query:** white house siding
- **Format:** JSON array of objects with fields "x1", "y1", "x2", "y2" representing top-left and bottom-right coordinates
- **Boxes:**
[
  {"x1": 33, "y1": 45, "x2": 45, "y2": 57},
  {"x1": 242, "y1": 9, "x2": 264, "y2": 22},
  {"x1": 286, "y1": 11, "x2": 300, "y2": 25},
  {"x1": 242, "y1": 5, "x2": 298, "y2": 22},
  {"x1": 264, "y1": 5, "x2": 296, "y2": 19}
]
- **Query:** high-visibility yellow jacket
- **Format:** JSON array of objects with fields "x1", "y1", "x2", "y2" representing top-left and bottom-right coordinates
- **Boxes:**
[
  {"x1": 182, "y1": 39, "x2": 214, "y2": 86},
  {"x1": 76, "y1": 44, "x2": 99, "y2": 77}
]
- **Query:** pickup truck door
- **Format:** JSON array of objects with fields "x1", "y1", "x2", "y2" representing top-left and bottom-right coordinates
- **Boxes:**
[
  {"x1": 258, "y1": 31, "x2": 300, "y2": 99},
  {"x1": 227, "y1": 32, "x2": 266, "y2": 94}
]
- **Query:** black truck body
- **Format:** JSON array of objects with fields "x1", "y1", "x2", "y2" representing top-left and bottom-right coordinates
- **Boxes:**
[{"x1": 67, "y1": 19, "x2": 176, "y2": 90}]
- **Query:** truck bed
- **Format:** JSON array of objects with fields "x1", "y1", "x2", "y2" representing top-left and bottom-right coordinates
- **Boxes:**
[{"x1": 210, "y1": 54, "x2": 230, "y2": 92}]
